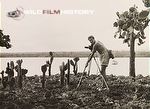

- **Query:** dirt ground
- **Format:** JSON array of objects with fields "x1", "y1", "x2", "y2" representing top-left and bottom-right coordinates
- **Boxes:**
[{"x1": 0, "y1": 74, "x2": 150, "y2": 109}]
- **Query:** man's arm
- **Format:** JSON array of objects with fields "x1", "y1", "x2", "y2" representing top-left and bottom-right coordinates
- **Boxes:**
[
  {"x1": 87, "y1": 52, "x2": 94, "y2": 63},
  {"x1": 85, "y1": 45, "x2": 97, "y2": 67}
]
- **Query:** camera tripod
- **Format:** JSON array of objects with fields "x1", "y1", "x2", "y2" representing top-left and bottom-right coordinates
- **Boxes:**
[{"x1": 76, "y1": 55, "x2": 109, "y2": 90}]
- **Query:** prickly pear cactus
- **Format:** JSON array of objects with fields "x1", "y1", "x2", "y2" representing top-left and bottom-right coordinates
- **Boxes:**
[{"x1": 113, "y1": 6, "x2": 150, "y2": 46}]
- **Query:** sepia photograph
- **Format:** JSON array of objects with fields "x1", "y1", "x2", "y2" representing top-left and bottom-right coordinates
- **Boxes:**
[{"x1": 0, "y1": 0, "x2": 150, "y2": 108}]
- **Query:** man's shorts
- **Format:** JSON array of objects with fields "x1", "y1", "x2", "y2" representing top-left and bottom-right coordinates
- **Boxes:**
[{"x1": 99, "y1": 52, "x2": 110, "y2": 67}]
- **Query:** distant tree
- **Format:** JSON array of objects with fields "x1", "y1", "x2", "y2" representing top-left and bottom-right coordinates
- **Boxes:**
[
  {"x1": 113, "y1": 6, "x2": 150, "y2": 77},
  {"x1": 0, "y1": 30, "x2": 11, "y2": 49}
]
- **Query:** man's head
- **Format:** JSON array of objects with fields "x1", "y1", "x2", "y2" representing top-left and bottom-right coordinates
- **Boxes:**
[{"x1": 88, "y1": 35, "x2": 96, "y2": 44}]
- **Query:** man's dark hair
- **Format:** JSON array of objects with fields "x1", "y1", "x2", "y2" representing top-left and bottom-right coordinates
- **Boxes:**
[{"x1": 88, "y1": 35, "x2": 95, "y2": 40}]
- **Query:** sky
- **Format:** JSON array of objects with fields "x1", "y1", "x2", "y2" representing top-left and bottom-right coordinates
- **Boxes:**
[
  {"x1": 0, "y1": 0, "x2": 150, "y2": 76},
  {"x1": 0, "y1": 0, "x2": 149, "y2": 52}
]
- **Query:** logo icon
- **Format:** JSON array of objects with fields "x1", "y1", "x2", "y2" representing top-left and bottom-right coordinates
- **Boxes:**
[{"x1": 7, "y1": 7, "x2": 24, "y2": 20}]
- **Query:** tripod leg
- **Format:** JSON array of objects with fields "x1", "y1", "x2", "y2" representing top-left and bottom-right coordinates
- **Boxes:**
[
  {"x1": 76, "y1": 67, "x2": 86, "y2": 89},
  {"x1": 88, "y1": 59, "x2": 92, "y2": 76},
  {"x1": 93, "y1": 57, "x2": 109, "y2": 90}
]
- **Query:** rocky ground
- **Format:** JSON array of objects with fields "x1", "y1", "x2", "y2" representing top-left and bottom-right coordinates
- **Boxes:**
[{"x1": 0, "y1": 74, "x2": 150, "y2": 109}]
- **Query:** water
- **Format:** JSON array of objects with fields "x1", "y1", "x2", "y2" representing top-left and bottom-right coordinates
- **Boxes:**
[{"x1": 0, "y1": 57, "x2": 150, "y2": 76}]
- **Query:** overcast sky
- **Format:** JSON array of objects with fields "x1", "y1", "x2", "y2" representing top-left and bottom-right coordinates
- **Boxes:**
[{"x1": 0, "y1": 0, "x2": 149, "y2": 52}]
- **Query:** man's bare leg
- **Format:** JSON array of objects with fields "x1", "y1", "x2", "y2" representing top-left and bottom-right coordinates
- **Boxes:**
[{"x1": 101, "y1": 65, "x2": 107, "y2": 88}]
